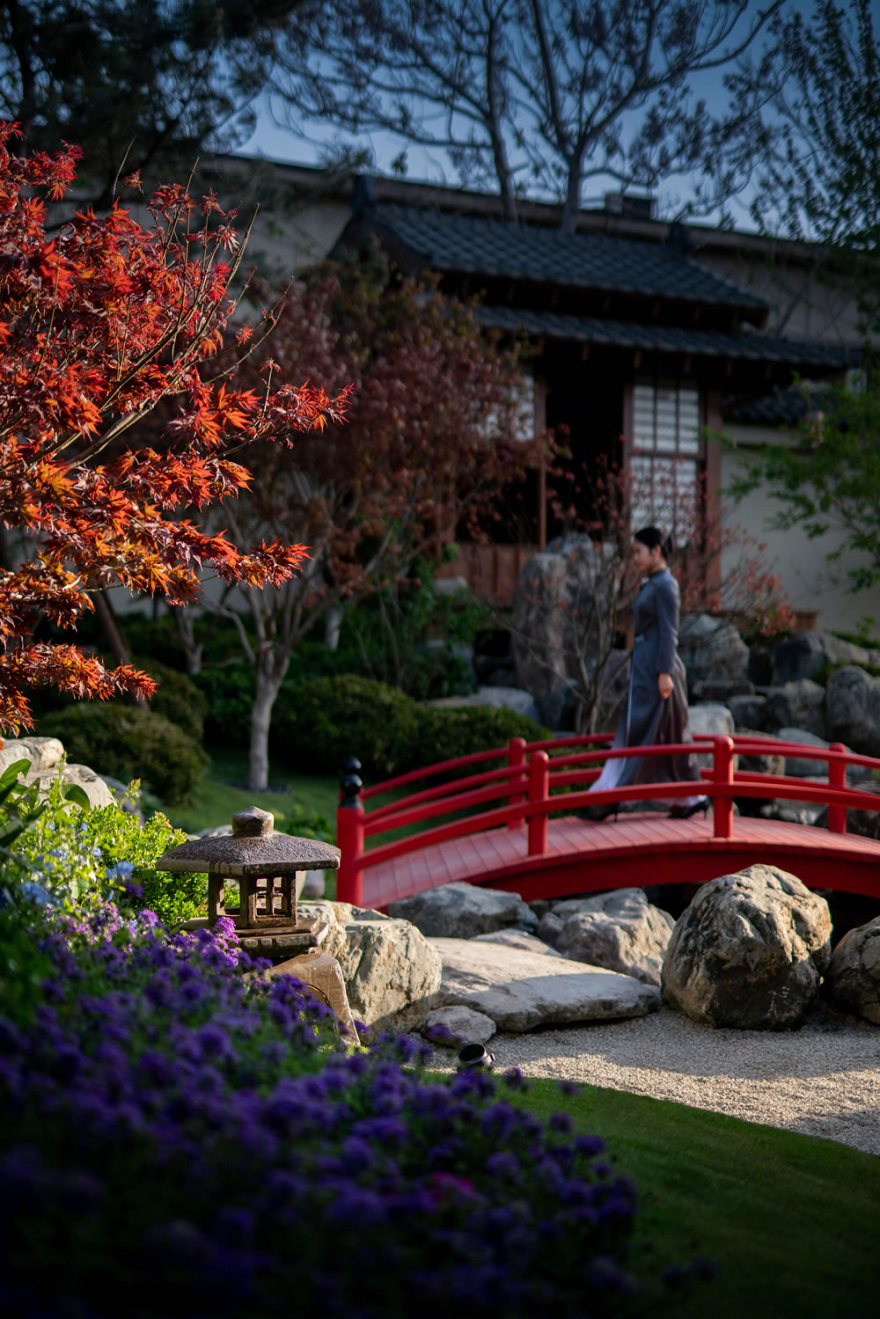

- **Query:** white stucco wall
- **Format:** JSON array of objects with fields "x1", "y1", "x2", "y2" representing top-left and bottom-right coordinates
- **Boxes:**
[{"x1": 720, "y1": 423, "x2": 880, "y2": 635}]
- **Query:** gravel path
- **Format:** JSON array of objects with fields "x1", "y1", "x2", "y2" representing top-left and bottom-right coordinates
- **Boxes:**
[{"x1": 427, "y1": 1004, "x2": 880, "y2": 1158}]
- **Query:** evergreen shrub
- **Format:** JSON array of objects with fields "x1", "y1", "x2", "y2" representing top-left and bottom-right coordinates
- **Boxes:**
[
  {"x1": 271, "y1": 675, "x2": 550, "y2": 782},
  {"x1": 134, "y1": 656, "x2": 208, "y2": 743},
  {"x1": 271, "y1": 675, "x2": 422, "y2": 779},
  {"x1": 37, "y1": 704, "x2": 209, "y2": 806},
  {"x1": 413, "y1": 704, "x2": 551, "y2": 779}
]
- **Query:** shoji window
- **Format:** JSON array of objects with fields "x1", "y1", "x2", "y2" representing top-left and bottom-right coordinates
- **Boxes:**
[{"x1": 630, "y1": 380, "x2": 702, "y2": 544}]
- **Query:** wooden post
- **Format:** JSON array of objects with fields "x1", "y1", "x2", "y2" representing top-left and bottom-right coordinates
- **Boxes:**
[
  {"x1": 528, "y1": 751, "x2": 549, "y2": 856},
  {"x1": 711, "y1": 736, "x2": 734, "y2": 839},
  {"x1": 827, "y1": 743, "x2": 847, "y2": 834},
  {"x1": 508, "y1": 737, "x2": 527, "y2": 829},
  {"x1": 336, "y1": 771, "x2": 365, "y2": 906}
]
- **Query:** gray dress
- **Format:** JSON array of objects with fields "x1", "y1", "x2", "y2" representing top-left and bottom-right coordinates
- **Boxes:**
[{"x1": 604, "y1": 567, "x2": 702, "y2": 791}]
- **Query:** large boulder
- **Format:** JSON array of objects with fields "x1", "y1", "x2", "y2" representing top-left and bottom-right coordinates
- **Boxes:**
[
  {"x1": 388, "y1": 881, "x2": 522, "y2": 938},
  {"x1": 770, "y1": 630, "x2": 880, "y2": 686},
  {"x1": 813, "y1": 780, "x2": 880, "y2": 840},
  {"x1": 511, "y1": 550, "x2": 568, "y2": 699},
  {"x1": 550, "y1": 888, "x2": 674, "y2": 987},
  {"x1": 0, "y1": 736, "x2": 65, "y2": 773},
  {"x1": 687, "y1": 702, "x2": 735, "y2": 770},
  {"x1": 427, "y1": 685, "x2": 541, "y2": 724},
  {"x1": 773, "y1": 727, "x2": 863, "y2": 779},
  {"x1": 826, "y1": 666, "x2": 880, "y2": 757},
  {"x1": 47, "y1": 763, "x2": 116, "y2": 810},
  {"x1": 726, "y1": 694, "x2": 769, "y2": 731},
  {"x1": 0, "y1": 736, "x2": 123, "y2": 810},
  {"x1": 731, "y1": 728, "x2": 785, "y2": 777},
  {"x1": 512, "y1": 537, "x2": 619, "y2": 707},
  {"x1": 678, "y1": 615, "x2": 750, "y2": 693},
  {"x1": 470, "y1": 928, "x2": 565, "y2": 957},
  {"x1": 298, "y1": 901, "x2": 442, "y2": 1033},
  {"x1": 824, "y1": 917, "x2": 880, "y2": 1024},
  {"x1": 661, "y1": 864, "x2": 832, "y2": 1029},
  {"x1": 763, "y1": 681, "x2": 827, "y2": 739},
  {"x1": 431, "y1": 936, "x2": 660, "y2": 1031},
  {"x1": 423, "y1": 1004, "x2": 497, "y2": 1047}
]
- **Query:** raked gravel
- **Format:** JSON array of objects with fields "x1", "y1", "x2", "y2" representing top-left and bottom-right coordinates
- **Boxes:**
[{"x1": 424, "y1": 1003, "x2": 880, "y2": 1158}]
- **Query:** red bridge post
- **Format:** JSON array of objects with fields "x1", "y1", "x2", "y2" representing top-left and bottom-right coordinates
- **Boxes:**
[
  {"x1": 827, "y1": 743, "x2": 848, "y2": 834},
  {"x1": 336, "y1": 768, "x2": 365, "y2": 906},
  {"x1": 508, "y1": 737, "x2": 527, "y2": 829},
  {"x1": 528, "y1": 750, "x2": 549, "y2": 856},
  {"x1": 712, "y1": 736, "x2": 735, "y2": 839}
]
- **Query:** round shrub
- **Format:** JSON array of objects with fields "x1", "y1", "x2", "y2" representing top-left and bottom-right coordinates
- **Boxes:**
[
  {"x1": 413, "y1": 704, "x2": 551, "y2": 780},
  {"x1": 270, "y1": 674, "x2": 421, "y2": 779},
  {"x1": 134, "y1": 655, "x2": 209, "y2": 743},
  {"x1": 37, "y1": 703, "x2": 209, "y2": 806}
]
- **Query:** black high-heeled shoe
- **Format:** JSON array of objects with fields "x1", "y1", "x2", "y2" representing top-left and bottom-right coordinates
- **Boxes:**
[
  {"x1": 668, "y1": 798, "x2": 709, "y2": 820},
  {"x1": 577, "y1": 803, "x2": 619, "y2": 823}
]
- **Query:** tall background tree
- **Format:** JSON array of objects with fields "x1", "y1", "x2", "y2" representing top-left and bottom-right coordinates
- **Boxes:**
[
  {"x1": 268, "y1": 0, "x2": 786, "y2": 230},
  {"x1": 180, "y1": 250, "x2": 538, "y2": 790},
  {"x1": 724, "y1": 0, "x2": 880, "y2": 597},
  {"x1": 0, "y1": 1, "x2": 302, "y2": 209}
]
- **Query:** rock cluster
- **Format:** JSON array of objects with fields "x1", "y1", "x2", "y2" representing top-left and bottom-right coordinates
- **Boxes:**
[{"x1": 0, "y1": 736, "x2": 116, "y2": 810}]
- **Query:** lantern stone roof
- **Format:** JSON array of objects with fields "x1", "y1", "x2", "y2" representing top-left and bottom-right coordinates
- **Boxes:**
[{"x1": 155, "y1": 807, "x2": 340, "y2": 876}]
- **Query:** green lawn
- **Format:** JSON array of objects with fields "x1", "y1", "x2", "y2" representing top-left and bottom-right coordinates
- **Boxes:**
[
  {"x1": 166, "y1": 747, "x2": 488, "y2": 852},
  {"x1": 513, "y1": 1077, "x2": 880, "y2": 1317}
]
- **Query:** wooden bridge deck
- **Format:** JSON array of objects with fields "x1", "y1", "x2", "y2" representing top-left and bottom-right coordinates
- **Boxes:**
[{"x1": 361, "y1": 810, "x2": 880, "y2": 909}]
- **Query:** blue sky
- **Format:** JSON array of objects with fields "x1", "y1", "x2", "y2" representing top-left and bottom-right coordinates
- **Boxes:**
[{"x1": 235, "y1": 0, "x2": 880, "y2": 232}]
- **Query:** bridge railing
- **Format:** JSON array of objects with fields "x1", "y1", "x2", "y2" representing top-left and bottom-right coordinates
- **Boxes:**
[{"x1": 336, "y1": 733, "x2": 880, "y2": 904}]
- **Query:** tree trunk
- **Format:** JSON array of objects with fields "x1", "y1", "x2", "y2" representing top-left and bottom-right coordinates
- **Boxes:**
[
  {"x1": 248, "y1": 654, "x2": 290, "y2": 792},
  {"x1": 174, "y1": 608, "x2": 204, "y2": 676},
  {"x1": 93, "y1": 587, "x2": 132, "y2": 666}
]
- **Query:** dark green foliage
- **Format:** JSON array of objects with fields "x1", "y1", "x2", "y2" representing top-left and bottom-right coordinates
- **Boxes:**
[
  {"x1": 0, "y1": 1, "x2": 295, "y2": 210},
  {"x1": 271, "y1": 675, "x2": 422, "y2": 779},
  {"x1": 37, "y1": 704, "x2": 209, "y2": 807},
  {"x1": 195, "y1": 664, "x2": 255, "y2": 744},
  {"x1": 275, "y1": 802, "x2": 335, "y2": 842},
  {"x1": 134, "y1": 656, "x2": 208, "y2": 743},
  {"x1": 120, "y1": 614, "x2": 190, "y2": 668},
  {"x1": 271, "y1": 674, "x2": 549, "y2": 782},
  {"x1": 0, "y1": 909, "x2": 54, "y2": 1027},
  {"x1": 413, "y1": 704, "x2": 551, "y2": 780}
]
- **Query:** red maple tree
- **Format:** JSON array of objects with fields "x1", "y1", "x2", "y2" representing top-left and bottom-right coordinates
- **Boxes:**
[{"x1": 0, "y1": 124, "x2": 350, "y2": 734}]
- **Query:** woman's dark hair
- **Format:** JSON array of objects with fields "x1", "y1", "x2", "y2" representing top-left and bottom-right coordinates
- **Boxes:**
[{"x1": 633, "y1": 525, "x2": 674, "y2": 558}]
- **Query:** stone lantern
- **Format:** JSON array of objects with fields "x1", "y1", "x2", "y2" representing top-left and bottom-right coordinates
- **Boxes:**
[{"x1": 155, "y1": 806, "x2": 340, "y2": 944}]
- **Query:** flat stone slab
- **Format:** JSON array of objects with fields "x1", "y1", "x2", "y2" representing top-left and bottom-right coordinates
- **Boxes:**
[
  {"x1": 469, "y1": 928, "x2": 565, "y2": 957},
  {"x1": 430, "y1": 937, "x2": 660, "y2": 1032}
]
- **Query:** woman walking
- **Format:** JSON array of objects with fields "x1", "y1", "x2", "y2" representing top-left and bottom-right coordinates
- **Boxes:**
[{"x1": 580, "y1": 526, "x2": 707, "y2": 822}]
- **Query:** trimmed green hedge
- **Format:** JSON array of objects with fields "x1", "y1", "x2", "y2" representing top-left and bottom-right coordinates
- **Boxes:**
[
  {"x1": 270, "y1": 674, "x2": 550, "y2": 782},
  {"x1": 38, "y1": 703, "x2": 209, "y2": 806},
  {"x1": 271, "y1": 675, "x2": 422, "y2": 780}
]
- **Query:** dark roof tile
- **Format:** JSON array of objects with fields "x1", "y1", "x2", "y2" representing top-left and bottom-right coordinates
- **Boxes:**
[
  {"x1": 476, "y1": 305, "x2": 861, "y2": 368},
  {"x1": 368, "y1": 203, "x2": 768, "y2": 310}
]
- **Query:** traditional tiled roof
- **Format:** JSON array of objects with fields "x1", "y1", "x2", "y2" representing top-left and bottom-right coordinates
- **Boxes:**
[
  {"x1": 367, "y1": 203, "x2": 769, "y2": 311},
  {"x1": 723, "y1": 383, "x2": 839, "y2": 426},
  {"x1": 476, "y1": 305, "x2": 861, "y2": 368}
]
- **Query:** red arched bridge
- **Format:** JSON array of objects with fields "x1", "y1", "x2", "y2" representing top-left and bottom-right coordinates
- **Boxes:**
[{"x1": 335, "y1": 734, "x2": 880, "y2": 909}]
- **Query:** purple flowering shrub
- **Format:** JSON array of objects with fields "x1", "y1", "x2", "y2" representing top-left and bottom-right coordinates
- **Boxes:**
[{"x1": 0, "y1": 903, "x2": 694, "y2": 1318}]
